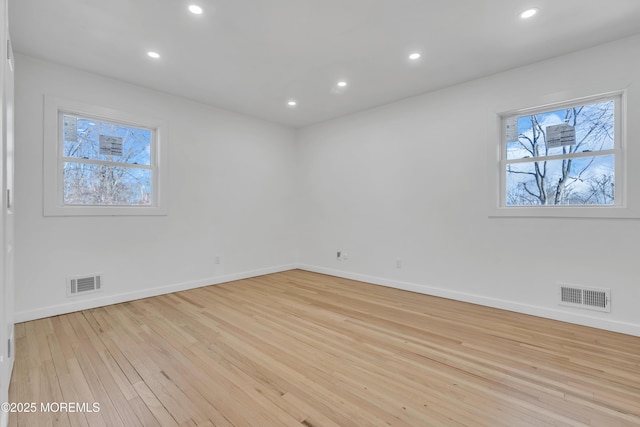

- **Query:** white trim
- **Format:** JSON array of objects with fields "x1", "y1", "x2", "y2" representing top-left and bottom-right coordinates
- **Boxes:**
[
  {"x1": 504, "y1": 149, "x2": 616, "y2": 165},
  {"x1": 59, "y1": 157, "x2": 154, "y2": 170},
  {"x1": 1, "y1": 410, "x2": 7, "y2": 427},
  {"x1": 43, "y1": 95, "x2": 168, "y2": 216},
  {"x1": 296, "y1": 264, "x2": 640, "y2": 338},
  {"x1": 14, "y1": 264, "x2": 296, "y2": 323},
  {"x1": 487, "y1": 84, "x2": 640, "y2": 218},
  {"x1": 13, "y1": 263, "x2": 640, "y2": 337}
]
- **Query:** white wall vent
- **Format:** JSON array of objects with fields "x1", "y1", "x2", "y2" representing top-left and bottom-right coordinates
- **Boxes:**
[
  {"x1": 558, "y1": 284, "x2": 610, "y2": 313},
  {"x1": 67, "y1": 274, "x2": 102, "y2": 297}
]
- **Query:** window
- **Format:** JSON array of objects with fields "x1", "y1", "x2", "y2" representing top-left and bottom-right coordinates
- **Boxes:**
[
  {"x1": 490, "y1": 91, "x2": 636, "y2": 218},
  {"x1": 503, "y1": 95, "x2": 619, "y2": 207},
  {"x1": 44, "y1": 97, "x2": 167, "y2": 216},
  {"x1": 62, "y1": 114, "x2": 153, "y2": 206}
]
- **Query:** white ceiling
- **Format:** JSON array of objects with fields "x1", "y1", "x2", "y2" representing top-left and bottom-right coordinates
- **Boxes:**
[{"x1": 9, "y1": 0, "x2": 640, "y2": 127}]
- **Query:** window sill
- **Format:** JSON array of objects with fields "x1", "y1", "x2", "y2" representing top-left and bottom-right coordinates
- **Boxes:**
[
  {"x1": 488, "y1": 205, "x2": 640, "y2": 219},
  {"x1": 44, "y1": 205, "x2": 168, "y2": 217}
]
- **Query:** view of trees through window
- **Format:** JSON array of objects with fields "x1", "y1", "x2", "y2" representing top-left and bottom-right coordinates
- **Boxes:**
[
  {"x1": 504, "y1": 98, "x2": 616, "y2": 206},
  {"x1": 62, "y1": 114, "x2": 153, "y2": 206}
]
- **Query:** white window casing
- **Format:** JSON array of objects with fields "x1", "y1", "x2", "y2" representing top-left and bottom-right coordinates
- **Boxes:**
[
  {"x1": 44, "y1": 96, "x2": 168, "y2": 216},
  {"x1": 488, "y1": 85, "x2": 640, "y2": 219}
]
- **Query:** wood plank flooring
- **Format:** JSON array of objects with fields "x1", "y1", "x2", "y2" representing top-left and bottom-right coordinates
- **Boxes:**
[{"x1": 8, "y1": 269, "x2": 640, "y2": 426}]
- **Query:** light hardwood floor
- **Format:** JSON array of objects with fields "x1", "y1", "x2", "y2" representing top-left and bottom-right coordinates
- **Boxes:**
[{"x1": 8, "y1": 270, "x2": 640, "y2": 426}]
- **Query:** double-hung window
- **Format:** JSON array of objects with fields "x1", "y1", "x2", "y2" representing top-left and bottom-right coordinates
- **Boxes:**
[
  {"x1": 491, "y1": 92, "x2": 633, "y2": 218},
  {"x1": 44, "y1": 97, "x2": 167, "y2": 216}
]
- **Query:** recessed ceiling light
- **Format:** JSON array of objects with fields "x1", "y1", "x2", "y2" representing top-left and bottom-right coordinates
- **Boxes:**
[
  {"x1": 337, "y1": 81, "x2": 347, "y2": 88},
  {"x1": 188, "y1": 4, "x2": 203, "y2": 15},
  {"x1": 409, "y1": 53, "x2": 421, "y2": 60},
  {"x1": 287, "y1": 100, "x2": 297, "y2": 107},
  {"x1": 147, "y1": 51, "x2": 160, "y2": 59},
  {"x1": 520, "y1": 8, "x2": 538, "y2": 19}
]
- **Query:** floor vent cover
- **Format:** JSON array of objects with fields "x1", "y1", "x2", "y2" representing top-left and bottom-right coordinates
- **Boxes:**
[
  {"x1": 67, "y1": 274, "x2": 102, "y2": 297},
  {"x1": 559, "y1": 284, "x2": 610, "y2": 312}
]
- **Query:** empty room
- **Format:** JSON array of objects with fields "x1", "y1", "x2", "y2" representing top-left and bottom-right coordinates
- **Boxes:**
[{"x1": 1, "y1": 0, "x2": 640, "y2": 426}]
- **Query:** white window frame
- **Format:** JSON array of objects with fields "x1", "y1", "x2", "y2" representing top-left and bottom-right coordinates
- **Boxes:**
[
  {"x1": 44, "y1": 96, "x2": 168, "y2": 216},
  {"x1": 488, "y1": 87, "x2": 640, "y2": 219}
]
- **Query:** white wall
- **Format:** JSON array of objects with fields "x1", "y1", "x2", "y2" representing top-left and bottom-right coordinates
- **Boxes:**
[
  {"x1": 14, "y1": 54, "x2": 298, "y2": 321},
  {"x1": 13, "y1": 35, "x2": 640, "y2": 336},
  {"x1": 296, "y1": 35, "x2": 640, "y2": 336}
]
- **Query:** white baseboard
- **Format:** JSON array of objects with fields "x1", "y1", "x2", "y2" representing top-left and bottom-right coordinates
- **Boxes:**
[
  {"x1": 14, "y1": 263, "x2": 640, "y2": 337},
  {"x1": 296, "y1": 264, "x2": 640, "y2": 338},
  {"x1": 1, "y1": 410, "x2": 7, "y2": 427},
  {"x1": 14, "y1": 264, "x2": 297, "y2": 323}
]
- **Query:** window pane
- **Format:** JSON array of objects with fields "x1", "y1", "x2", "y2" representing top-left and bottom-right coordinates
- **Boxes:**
[
  {"x1": 63, "y1": 115, "x2": 152, "y2": 166},
  {"x1": 506, "y1": 100, "x2": 614, "y2": 160},
  {"x1": 506, "y1": 155, "x2": 614, "y2": 206},
  {"x1": 63, "y1": 162, "x2": 152, "y2": 206}
]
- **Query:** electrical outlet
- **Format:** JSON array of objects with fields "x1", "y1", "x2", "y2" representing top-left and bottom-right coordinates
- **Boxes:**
[
  {"x1": 214, "y1": 255, "x2": 221, "y2": 265},
  {"x1": 396, "y1": 258, "x2": 402, "y2": 269}
]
